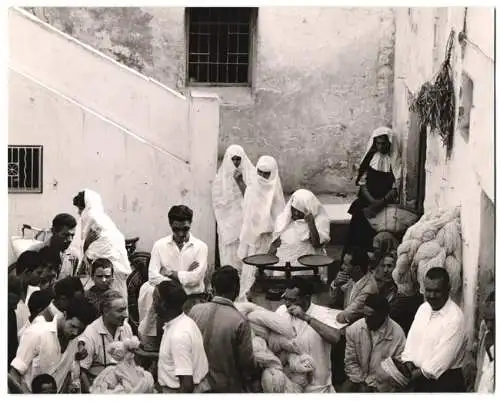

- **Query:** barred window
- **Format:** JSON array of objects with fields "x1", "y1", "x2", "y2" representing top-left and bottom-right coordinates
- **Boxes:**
[
  {"x1": 8, "y1": 145, "x2": 43, "y2": 193},
  {"x1": 187, "y1": 7, "x2": 256, "y2": 85}
]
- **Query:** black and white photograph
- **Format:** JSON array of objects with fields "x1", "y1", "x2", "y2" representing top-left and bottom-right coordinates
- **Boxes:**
[{"x1": 5, "y1": 3, "x2": 496, "y2": 394}]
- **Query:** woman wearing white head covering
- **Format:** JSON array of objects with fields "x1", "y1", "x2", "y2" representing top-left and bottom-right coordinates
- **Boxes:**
[
  {"x1": 73, "y1": 189, "x2": 132, "y2": 300},
  {"x1": 212, "y1": 145, "x2": 255, "y2": 273},
  {"x1": 270, "y1": 189, "x2": 330, "y2": 279},
  {"x1": 346, "y1": 126, "x2": 402, "y2": 251},
  {"x1": 237, "y1": 155, "x2": 285, "y2": 301}
]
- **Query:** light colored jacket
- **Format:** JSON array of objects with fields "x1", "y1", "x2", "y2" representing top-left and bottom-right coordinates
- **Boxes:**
[
  {"x1": 342, "y1": 273, "x2": 378, "y2": 324},
  {"x1": 345, "y1": 317, "x2": 406, "y2": 388}
]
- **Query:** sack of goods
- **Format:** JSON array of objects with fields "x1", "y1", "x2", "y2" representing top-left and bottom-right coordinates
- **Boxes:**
[
  {"x1": 366, "y1": 204, "x2": 419, "y2": 234},
  {"x1": 392, "y1": 206, "x2": 462, "y2": 298},
  {"x1": 235, "y1": 302, "x2": 314, "y2": 393}
]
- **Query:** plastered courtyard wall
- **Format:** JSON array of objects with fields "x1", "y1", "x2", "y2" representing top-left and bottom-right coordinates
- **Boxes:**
[
  {"x1": 26, "y1": 6, "x2": 396, "y2": 195},
  {"x1": 392, "y1": 7, "x2": 494, "y2": 368},
  {"x1": 8, "y1": 8, "x2": 220, "y2": 264}
]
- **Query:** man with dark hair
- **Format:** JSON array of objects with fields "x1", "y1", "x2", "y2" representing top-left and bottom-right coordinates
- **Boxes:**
[
  {"x1": 85, "y1": 258, "x2": 114, "y2": 314},
  {"x1": 14, "y1": 251, "x2": 44, "y2": 338},
  {"x1": 189, "y1": 265, "x2": 258, "y2": 392},
  {"x1": 9, "y1": 296, "x2": 95, "y2": 393},
  {"x1": 344, "y1": 294, "x2": 406, "y2": 392},
  {"x1": 36, "y1": 277, "x2": 84, "y2": 323},
  {"x1": 31, "y1": 374, "x2": 57, "y2": 394},
  {"x1": 156, "y1": 280, "x2": 210, "y2": 393},
  {"x1": 401, "y1": 267, "x2": 466, "y2": 392},
  {"x1": 337, "y1": 250, "x2": 378, "y2": 325},
  {"x1": 275, "y1": 277, "x2": 341, "y2": 392},
  {"x1": 149, "y1": 205, "x2": 209, "y2": 313},
  {"x1": 475, "y1": 286, "x2": 494, "y2": 392},
  {"x1": 78, "y1": 290, "x2": 132, "y2": 387},
  {"x1": 29, "y1": 213, "x2": 78, "y2": 280}
]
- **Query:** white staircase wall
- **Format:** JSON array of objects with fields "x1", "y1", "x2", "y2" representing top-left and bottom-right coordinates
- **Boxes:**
[{"x1": 8, "y1": 8, "x2": 220, "y2": 265}]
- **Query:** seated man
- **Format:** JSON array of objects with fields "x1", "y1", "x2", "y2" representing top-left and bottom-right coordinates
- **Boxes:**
[
  {"x1": 31, "y1": 374, "x2": 57, "y2": 394},
  {"x1": 78, "y1": 290, "x2": 133, "y2": 389},
  {"x1": 276, "y1": 278, "x2": 341, "y2": 393},
  {"x1": 29, "y1": 213, "x2": 79, "y2": 280},
  {"x1": 15, "y1": 251, "x2": 45, "y2": 338},
  {"x1": 344, "y1": 294, "x2": 406, "y2": 392},
  {"x1": 336, "y1": 251, "x2": 378, "y2": 325},
  {"x1": 374, "y1": 253, "x2": 423, "y2": 335},
  {"x1": 36, "y1": 277, "x2": 85, "y2": 324},
  {"x1": 9, "y1": 297, "x2": 95, "y2": 393},
  {"x1": 148, "y1": 205, "x2": 209, "y2": 313},
  {"x1": 85, "y1": 258, "x2": 114, "y2": 314},
  {"x1": 401, "y1": 267, "x2": 467, "y2": 392}
]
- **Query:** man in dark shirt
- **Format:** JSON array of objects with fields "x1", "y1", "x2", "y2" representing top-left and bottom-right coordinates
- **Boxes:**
[
  {"x1": 85, "y1": 258, "x2": 114, "y2": 315},
  {"x1": 189, "y1": 265, "x2": 259, "y2": 392}
]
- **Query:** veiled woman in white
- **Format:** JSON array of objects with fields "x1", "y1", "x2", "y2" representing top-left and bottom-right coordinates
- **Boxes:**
[
  {"x1": 73, "y1": 189, "x2": 132, "y2": 300},
  {"x1": 237, "y1": 156, "x2": 285, "y2": 301},
  {"x1": 212, "y1": 145, "x2": 255, "y2": 273},
  {"x1": 270, "y1": 189, "x2": 331, "y2": 279}
]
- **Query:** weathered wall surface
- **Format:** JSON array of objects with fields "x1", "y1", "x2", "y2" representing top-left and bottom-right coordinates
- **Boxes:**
[
  {"x1": 9, "y1": 8, "x2": 219, "y2": 264},
  {"x1": 393, "y1": 7, "x2": 494, "y2": 376},
  {"x1": 26, "y1": 6, "x2": 395, "y2": 195}
]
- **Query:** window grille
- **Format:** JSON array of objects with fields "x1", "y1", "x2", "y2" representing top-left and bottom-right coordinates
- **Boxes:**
[
  {"x1": 187, "y1": 7, "x2": 255, "y2": 85},
  {"x1": 8, "y1": 145, "x2": 43, "y2": 193}
]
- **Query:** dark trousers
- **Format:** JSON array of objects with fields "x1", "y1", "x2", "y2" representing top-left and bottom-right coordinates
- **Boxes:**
[{"x1": 414, "y1": 368, "x2": 466, "y2": 393}]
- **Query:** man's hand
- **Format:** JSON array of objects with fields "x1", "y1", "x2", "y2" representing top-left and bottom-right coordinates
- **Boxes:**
[
  {"x1": 233, "y1": 169, "x2": 244, "y2": 182},
  {"x1": 188, "y1": 261, "x2": 199, "y2": 272},
  {"x1": 167, "y1": 270, "x2": 179, "y2": 280},
  {"x1": 336, "y1": 312, "x2": 347, "y2": 324},
  {"x1": 287, "y1": 305, "x2": 307, "y2": 320},
  {"x1": 304, "y1": 213, "x2": 315, "y2": 225},
  {"x1": 268, "y1": 238, "x2": 281, "y2": 256}
]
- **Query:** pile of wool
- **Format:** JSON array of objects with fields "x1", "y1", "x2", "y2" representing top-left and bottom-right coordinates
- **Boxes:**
[
  {"x1": 235, "y1": 302, "x2": 316, "y2": 393},
  {"x1": 392, "y1": 206, "x2": 462, "y2": 297}
]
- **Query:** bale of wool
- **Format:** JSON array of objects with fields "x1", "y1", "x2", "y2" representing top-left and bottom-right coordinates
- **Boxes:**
[
  {"x1": 252, "y1": 336, "x2": 268, "y2": 353},
  {"x1": 261, "y1": 368, "x2": 287, "y2": 392},
  {"x1": 251, "y1": 322, "x2": 270, "y2": 340},
  {"x1": 444, "y1": 255, "x2": 462, "y2": 295},
  {"x1": 278, "y1": 351, "x2": 289, "y2": 366},
  {"x1": 288, "y1": 353, "x2": 315, "y2": 373},
  {"x1": 413, "y1": 240, "x2": 442, "y2": 264},
  {"x1": 443, "y1": 220, "x2": 461, "y2": 256},
  {"x1": 268, "y1": 333, "x2": 301, "y2": 354},
  {"x1": 287, "y1": 371, "x2": 310, "y2": 388},
  {"x1": 283, "y1": 375, "x2": 305, "y2": 393},
  {"x1": 235, "y1": 302, "x2": 266, "y2": 316},
  {"x1": 253, "y1": 340, "x2": 282, "y2": 369},
  {"x1": 417, "y1": 248, "x2": 447, "y2": 293},
  {"x1": 435, "y1": 227, "x2": 446, "y2": 247},
  {"x1": 393, "y1": 254, "x2": 410, "y2": 283},
  {"x1": 248, "y1": 310, "x2": 296, "y2": 339}
]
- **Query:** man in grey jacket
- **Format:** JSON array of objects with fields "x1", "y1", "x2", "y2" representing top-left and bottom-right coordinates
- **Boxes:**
[{"x1": 189, "y1": 265, "x2": 259, "y2": 392}]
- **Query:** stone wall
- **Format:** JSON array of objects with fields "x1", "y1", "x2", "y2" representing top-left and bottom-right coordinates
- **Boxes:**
[{"x1": 26, "y1": 6, "x2": 395, "y2": 195}]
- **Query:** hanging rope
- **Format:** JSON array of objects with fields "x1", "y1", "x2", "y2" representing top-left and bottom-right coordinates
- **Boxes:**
[{"x1": 409, "y1": 29, "x2": 456, "y2": 157}]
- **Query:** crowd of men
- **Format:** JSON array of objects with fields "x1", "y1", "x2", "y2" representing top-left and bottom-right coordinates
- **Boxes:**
[{"x1": 7, "y1": 201, "x2": 494, "y2": 393}]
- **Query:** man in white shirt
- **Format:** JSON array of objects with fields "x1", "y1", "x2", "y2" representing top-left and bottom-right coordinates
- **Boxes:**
[
  {"x1": 148, "y1": 205, "x2": 209, "y2": 313},
  {"x1": 78, "y1": 290, "x2": 133, "y2": 390},
  {"x1": 156, "y1": 279, "x2": 210, "y2": 393},
  {"x1": 276, "y1": 277, "x2": 342, "y2": 393},
  {"x1": 401, "y1": 267, "x2": 466, "y2": 392},
  {"x1": 9, "y1": 297, "x2": 95, "y2": 393},
  {"x1": 14, "y1": 251, "x2": 44, "y2": 338}
]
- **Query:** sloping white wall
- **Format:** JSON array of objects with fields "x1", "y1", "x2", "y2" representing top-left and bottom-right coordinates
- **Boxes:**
[
  {"x1": 392, "y1": 7, "x2": 494, "y2": 355},
  {"x1": 8, "y1": 8, "x2": 220, "y2": 265}
]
